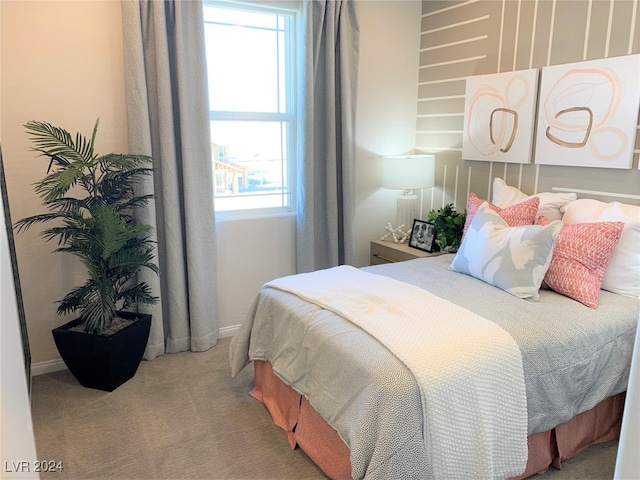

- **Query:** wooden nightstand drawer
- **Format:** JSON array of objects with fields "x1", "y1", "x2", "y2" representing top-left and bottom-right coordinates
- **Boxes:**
[{"x1": 370, "y1": 240, "x2": 445, "y2": 265}]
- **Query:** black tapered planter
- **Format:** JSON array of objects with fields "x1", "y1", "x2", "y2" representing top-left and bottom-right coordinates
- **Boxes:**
[{"x1": 52, "y1": 312, "x2": 151, "y2": 392}]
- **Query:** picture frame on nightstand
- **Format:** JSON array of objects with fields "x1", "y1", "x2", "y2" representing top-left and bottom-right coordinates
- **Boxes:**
[{"x1": 408, "y1": 219, "x2": 439, "y2": 253}]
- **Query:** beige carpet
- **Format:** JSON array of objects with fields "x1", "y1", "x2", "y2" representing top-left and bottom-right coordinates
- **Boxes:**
[{"x1": 31, "y1": 337, "x2": 618, "y2": 480}]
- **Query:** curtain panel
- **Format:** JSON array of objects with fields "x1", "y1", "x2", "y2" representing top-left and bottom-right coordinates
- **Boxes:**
[
  {"x1": 296, "y1": 0, "x2": 360, "y2": 273},
  {"x1": 121, "y1": 0, "x2": 219, "y2": 360}
]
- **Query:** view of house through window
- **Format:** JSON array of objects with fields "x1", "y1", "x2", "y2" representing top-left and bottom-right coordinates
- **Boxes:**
[{"x1": 203, "y1": 3, "x2": 295, "y2": 213}]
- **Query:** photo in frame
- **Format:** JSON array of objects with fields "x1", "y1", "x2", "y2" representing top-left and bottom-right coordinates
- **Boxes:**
[{"x1": 408, "y1": 219, "x2": 438, "y2": 253}]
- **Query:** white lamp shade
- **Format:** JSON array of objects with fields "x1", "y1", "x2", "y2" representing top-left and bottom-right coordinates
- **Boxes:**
[{"x1": 382, "y1": 155, "x2": 435, "y2": 190}]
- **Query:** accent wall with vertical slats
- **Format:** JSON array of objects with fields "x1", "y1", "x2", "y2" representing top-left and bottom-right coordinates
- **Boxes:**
[{"x1": 417, "y1": 0, "x2": 640, "y2": 212}]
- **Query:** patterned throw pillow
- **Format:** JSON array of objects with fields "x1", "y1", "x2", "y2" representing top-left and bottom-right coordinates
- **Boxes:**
[
  {"x1": 538, "y1": 216, "x2": 624, "y2": 308},
  {"x1": 463, "y1": 193, "x2": 540, "y2": 238},
  {"x1": 562, "y1": 199, "x2": 640, "y2": 299},
  {"x1": 451, "y1": 202, "x2": 562, "y2": 300}
]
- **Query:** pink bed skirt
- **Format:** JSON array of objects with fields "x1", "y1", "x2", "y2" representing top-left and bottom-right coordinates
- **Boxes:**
[{"x1": 251, "y1": 360, "x2": 625, "y2": 480}]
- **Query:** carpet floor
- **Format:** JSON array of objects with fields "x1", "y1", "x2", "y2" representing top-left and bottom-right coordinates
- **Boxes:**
[{"x1": 30, "y1": 337, "x2": 618, "y2": 479}]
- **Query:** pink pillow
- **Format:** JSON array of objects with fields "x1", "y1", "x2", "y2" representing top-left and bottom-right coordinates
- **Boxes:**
[
  {"x1": 538, "y1": 216, "x2": 624, "y2": 308},
  {"x1": 463, "y1": 193, "x2": 540, "y2": 238}
]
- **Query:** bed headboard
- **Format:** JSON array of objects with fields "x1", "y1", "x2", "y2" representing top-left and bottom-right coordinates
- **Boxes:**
[{"x1": 424, "y1": 157, "x2": 640, "y2": 214}]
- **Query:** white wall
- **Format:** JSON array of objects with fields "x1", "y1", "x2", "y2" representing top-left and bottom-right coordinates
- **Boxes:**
[
  {"x1": 354, "y1": 0, "x2": 423, "y2": 267},
  {"x1": 1, "y1": 0, "x2": 130, "y2": 370},
  {"x1": 215, "y1": 214, "x2": 296, "y2": 335},
  {"x1": 614, "y1": 319, "x2": 640, "y2": 479},
  {"x1": 1, "y1": 0, "x2": 421, "y2": 372},
  {"x1": 0, "y1": 4, "x2": 40, "y2": 475},
  {"x1": 0, "y1": 176, "x2": 40, "y2": 480}
]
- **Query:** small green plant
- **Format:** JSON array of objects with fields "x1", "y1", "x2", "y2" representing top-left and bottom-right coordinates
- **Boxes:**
[
  {"x1": 427, "y1": 203, "x2": 466, "y2": 253},
  {"x1": 15, "y1": 120, "x2": 159, "y2": 334}
]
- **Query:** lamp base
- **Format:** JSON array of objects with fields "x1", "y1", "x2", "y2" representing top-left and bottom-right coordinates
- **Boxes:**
[{"x1": 396, "y1": 192, "x2": 419, "y2": 241}]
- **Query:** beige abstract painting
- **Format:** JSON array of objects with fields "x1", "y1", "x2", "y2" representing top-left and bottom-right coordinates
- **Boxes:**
[
  {"x1": 462, "y1": 69, "x2": 539, "y2": 164},
  {"x1": 534, "y1": 54, "x2": 640, "y2": 169}
]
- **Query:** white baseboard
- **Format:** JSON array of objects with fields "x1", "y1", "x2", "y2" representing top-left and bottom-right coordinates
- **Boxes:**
[
  {"x1": 32, "y1": 359, "x2": 67, "y2": 376},
  {"x1": 219, "y1": 324, "x2": 240, "y2": 338},
  {"x1": 31, "y1": 324, "x2": 242, "y2": 376}
]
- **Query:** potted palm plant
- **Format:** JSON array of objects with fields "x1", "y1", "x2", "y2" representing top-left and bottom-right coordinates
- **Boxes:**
[{"x1": 15, "y1": 119, "x2": 159, "y2": 391}]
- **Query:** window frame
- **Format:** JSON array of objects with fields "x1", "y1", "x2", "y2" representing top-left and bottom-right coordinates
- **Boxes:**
[{"x1": 203, "y1": 0, "x2": 298, "y2": 220}]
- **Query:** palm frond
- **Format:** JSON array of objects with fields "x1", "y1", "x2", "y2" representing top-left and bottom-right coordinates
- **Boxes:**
[
  {"x1": 24, "y1": 120, "x2": 96, "y2": 165},
  {"x1": 13, "y1": 212, "x2": 73, "y2": 233},
  {"x1": 97, "y1": 153, "x2": 152, "y2": 173},
  {"x1": 36, "y1": 165, "x2": 90, "y2": 203},
  {"x1": 118, "y1": 283, "x2": 158, "y2": 311},
  {"x1": 45, "y1": 197, "x2": 91, "y2": 215},
  {"x1": 108, "y1": 243, "x2": 159, "y2": 276},
  {"x1": 57, "y1": 284, "x2": 92, "y2": 316},
  {"x1": 57, "y1": 278, "x2": 118, "y2": 333},
  {"x1": 34, "y1": 170, "x2": 75, "y2": 203},
  {"x1": 75, "y1": 119, "x2": 98, "y2": 161},
  {"x1": 114, "y1": 194, "x2": 155, "y2": 213},
  {"x1": 97, "y1": 168, "x2": 153, "y2": 203},
  {"x1": 31, "y1": 149, "x2": 71, "y2": 173},
  {"x1": 43, "y1": 224, "x2": 88, "y2": 245},
  {"x1": 79, "y1": 294, "x2": 118, "y2": 334}
]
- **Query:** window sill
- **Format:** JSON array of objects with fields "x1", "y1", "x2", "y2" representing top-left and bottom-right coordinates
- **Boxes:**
[{"x1": 214, "y1": 209, "x2": 296, "y2": 222}]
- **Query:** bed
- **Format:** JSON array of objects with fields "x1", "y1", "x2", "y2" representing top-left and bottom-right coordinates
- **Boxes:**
[{"x1": 229, "y1": 186, "x2": 640, "y2": 480}]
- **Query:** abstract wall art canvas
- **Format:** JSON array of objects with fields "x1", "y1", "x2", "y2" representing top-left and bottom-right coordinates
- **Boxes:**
[
  {"x1": 462, "y1": 69, "x2": 539, "y2": 163},
  {"x1": 534, "y1": 54, "x2": 640, "y2": 169}
]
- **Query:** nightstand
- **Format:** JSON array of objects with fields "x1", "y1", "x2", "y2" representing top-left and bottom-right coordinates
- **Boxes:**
[{"x1": 370, "y1": 239, "x2": 446, "y2": 265}]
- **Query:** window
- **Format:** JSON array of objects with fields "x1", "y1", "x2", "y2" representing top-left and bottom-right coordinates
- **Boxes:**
[{"x1": 203, "y1": 2, "x2": 296, "y2": 215}]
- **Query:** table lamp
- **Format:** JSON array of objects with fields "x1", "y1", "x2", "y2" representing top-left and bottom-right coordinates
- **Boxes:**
[{"x1": 382, "y1": 154, "x2": 435, "y2": 235}]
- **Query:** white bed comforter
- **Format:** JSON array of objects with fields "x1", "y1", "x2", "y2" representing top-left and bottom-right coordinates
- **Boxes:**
[
  {"x1": 266, "y1": 265, "x2": 528, "y2": 479},
  {"x1": 230, "y1": 255, "x2": 638, "y2": 479}
]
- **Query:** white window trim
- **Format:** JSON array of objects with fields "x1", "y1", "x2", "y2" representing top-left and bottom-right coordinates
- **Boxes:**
[{"x1": 204, "y1": 0, "x2": 299, "y2": 221}]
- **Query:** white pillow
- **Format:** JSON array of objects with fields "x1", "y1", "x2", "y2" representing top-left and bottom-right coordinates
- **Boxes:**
[
  {"x1": 562, "y1": 199, "x2": 640, "y2": 298},
  {"x1": 450, "y1": 202, "x2": 562, "y2": 300},
  {"x1": 492, "y1": 178, "x2": 577, "y2": 221}
]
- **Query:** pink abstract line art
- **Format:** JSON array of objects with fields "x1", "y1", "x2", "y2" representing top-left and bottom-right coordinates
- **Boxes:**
[
  {"x1": 465, "y1": 73, "x2": 532, "y2": 158},
  {"x1": 542, "y1": 67, "x2": 627, "y2": 162}
]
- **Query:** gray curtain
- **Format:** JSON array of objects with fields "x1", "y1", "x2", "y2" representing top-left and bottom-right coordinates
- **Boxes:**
[
  {"x1": 121, "y1": 0, "x2": 219, "y2": 360},
  {"x1": 296, "y1": 0, "x2": 360, "y2": 273}
]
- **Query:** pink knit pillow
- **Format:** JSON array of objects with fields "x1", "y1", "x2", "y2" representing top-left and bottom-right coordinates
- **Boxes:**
[
  {"x1": 538, "y1": 216, "x2": 624, "y2": 308},
  {"x1": 463, "y1": 193, "x2": 540, "y2": 238}
]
